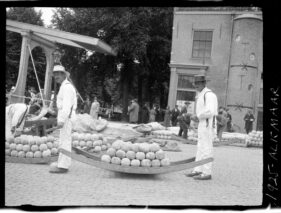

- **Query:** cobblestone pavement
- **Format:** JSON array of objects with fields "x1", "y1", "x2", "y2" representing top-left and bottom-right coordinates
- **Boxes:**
[{"x1": 5, "y1": 143, "x2": 262, "y2": 206}]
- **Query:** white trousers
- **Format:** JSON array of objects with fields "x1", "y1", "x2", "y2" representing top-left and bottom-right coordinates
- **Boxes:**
[
  {"x1": 91, "y1": 112, "x2": 98, "y2": 120},
  {"x1": 193, "y1": 120, "x2": 215, "y2": 175},
  {"x1": 57, "y1": 118, "x2": 72, "y2": 169}
]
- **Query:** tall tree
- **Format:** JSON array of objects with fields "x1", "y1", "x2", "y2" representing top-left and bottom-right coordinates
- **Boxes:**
[
  {"x1": 6, "y1": 7, "x2": 45, "y2": 91},
  {"x1": 51, "y1": 7, "x2": 173, "y2": 120}
]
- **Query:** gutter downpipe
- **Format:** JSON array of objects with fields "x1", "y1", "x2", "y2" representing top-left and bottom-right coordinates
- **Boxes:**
[{"x1": 225, "y1": 13, "x2": 235, "y2": 107}]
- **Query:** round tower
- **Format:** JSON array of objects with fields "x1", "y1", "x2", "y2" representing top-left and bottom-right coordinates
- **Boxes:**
[{"x1": 226, "y1": 14, "x2": 263, "y2": 132}]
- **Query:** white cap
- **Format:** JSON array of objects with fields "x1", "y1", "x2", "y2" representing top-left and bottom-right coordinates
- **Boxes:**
[{"x1": 53, "y1": 65, "x2": 70, "y2": 77}]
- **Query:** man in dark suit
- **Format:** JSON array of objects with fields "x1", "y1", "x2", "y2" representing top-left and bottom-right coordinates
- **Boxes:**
[
  {"x1": 171, "y1": 105, "x2": 180, "y2": 126},
  {"x1": 178, "y1": 101, "x2": 191, "y2": 139}
]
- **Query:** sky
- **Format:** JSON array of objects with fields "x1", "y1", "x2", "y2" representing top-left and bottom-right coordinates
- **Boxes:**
[{"x1": 34, "y1": 7, "x2": 55, "y2": 27}]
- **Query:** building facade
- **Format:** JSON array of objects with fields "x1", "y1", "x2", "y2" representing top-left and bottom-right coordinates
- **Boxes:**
[{"x1": 168, "y1": 7, "x2": 263, "y2": 132}]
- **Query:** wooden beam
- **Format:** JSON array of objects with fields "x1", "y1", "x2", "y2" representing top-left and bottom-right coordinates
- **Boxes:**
[
  {"x1": 30, "y1": 33, "x2": 56, "y2": 49},
  {"x1": 33, "y1": 33, "x2": 86, "y2": 50},
  {"x1": 6, "y1": 19, "x2": 117, "y2": 56},
  {"x1": 6, "y1": 25, "x2": 22, "y2": 34}
]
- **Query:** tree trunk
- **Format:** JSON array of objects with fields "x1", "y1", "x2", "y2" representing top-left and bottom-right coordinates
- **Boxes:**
[
  {"x1": 122, "y1": 80, "x2": 129, "y2": 121},
  {"x1": 147, "y1": 77, "x2": 154, "y2": 108},
  {"x1": 121, "y1": 62, "x2": 130, "y2": 121}
]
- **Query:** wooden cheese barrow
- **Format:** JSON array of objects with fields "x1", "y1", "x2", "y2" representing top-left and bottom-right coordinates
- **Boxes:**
[{"x1": 60, "y1": 147, "x2": 213, "y2": 175}]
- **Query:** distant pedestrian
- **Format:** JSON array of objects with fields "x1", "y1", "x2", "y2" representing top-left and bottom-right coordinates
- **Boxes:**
[
  {"x1": 178, "y1": 101, "x2": 191, "y2": 138},
  {"x1": 225, "y1": 108, "x2": 232, "y2": 132},
  {"x1": 105, "y1": 104, "x2": 113, "y2": 120},
  {"x1": 149, "y1": 105, "x2": 156, "y2": 122},
  {"x1": 90, "y1": 97, "x2": 100, "y2": 120},
  {"x1": 163, "y1": 106, "x2": 172, "y2": 128},
  {"x1": 244, "y1": 109, "x2": 255, "y2": 134},
  {"x1": 83, "y1": 96, "x2": 91, "y2": 114},
  {"x1": 28, "y1": 87, "x2": 37, "y2": 105},
  {"x1": 155, "y1": 105, "x2": 161, "y2": 122},
  {"x1": 178, "y1": 112, "x2": 191, "y2": 139},
  {"x1": 128, "y1": 99, "x2": 139, "y2": 124},
  {"x1": 141, "y1": 103, "x2": 150, "y2": 124},
  {"x1": 180, "y1": 101, "x2": 189, "y2": 115},
  {"x1": 216, "y1": 107, "x2": 227, "y2": 141},
  {"x1": 160, "y1": 108, "x2": 165, "y2": 122},
  {"x1": 171, "y1": 105, "x2": 180, "y2": 126}
]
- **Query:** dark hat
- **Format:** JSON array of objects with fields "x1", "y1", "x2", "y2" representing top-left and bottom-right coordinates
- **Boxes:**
[{"x1": 194, "y1": 75, "x2": 209, "y2": 84}]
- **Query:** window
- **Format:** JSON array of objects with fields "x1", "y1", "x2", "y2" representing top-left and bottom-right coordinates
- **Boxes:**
[
  {"x1": 176, "y1": 75, "x2": 196, "y2": 102},
  {"x1": 176, "y1": 75, "x2": 197, "y2": 113},
  {"x1": 176, "y1": 90, "x2": 196, "y2": 101},
  {"x1": 192, "y1": 31, "x2": 213, "y2": 58},
  {"x1": 177, "y1": 75, "x2": 195, "y2": 89}
]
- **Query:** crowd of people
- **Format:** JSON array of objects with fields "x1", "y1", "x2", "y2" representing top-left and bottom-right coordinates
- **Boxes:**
[
  {"x1": 76, "y1": 91, "x2": 255, "y2": 143},
  {"x1": 77, "y1": 95, "x2": 176, "y2": 125}
]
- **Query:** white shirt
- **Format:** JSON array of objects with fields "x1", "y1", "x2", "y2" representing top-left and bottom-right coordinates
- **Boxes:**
[
  {"x1": 56, "y1": 79, "x2": 77, "y2": 124},
  {"x1": 6, "y1": 103, "x2": 29, "y2": 132},
  {"x1": 195, "y1": 87, "x2": 218, "y2": 121}
]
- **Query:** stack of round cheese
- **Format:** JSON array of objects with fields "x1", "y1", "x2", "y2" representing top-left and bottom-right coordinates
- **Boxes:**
[
  {"x1": 71, "y1": 132, "x2": 110, "y2": 153},
  {"x1": 220, "y1": 132, "x2": 247, "y2": 144},
  {"x1": 188, "y1": 136, "x2": 198, "y2": 143},
  {"x1": 151, "y1": 130, "x2": 172, "y2": 139},
  {"x1": 101, "y1": 140, "x2": 170, "y2": 167},
  {"x1": 246, "y1": 130, "x2": 263, "y2": 147},
  {"x1": 5, "y1": 134, "x2": 58, "y2": 158}
]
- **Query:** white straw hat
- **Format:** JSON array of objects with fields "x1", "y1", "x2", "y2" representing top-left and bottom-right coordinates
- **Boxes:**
[{"x1": 53, "y1": 65, "x2": 70, "y2": 77}]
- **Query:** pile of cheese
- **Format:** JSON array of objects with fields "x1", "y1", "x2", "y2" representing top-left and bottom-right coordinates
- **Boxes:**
[
  {"x1": 245, "y1": 130, "x2": 263, "y2": 147},
  {"x1": 5, "y1": 135, "x2": 58, "y2": 158},
  {"x1": 151, "y1": 130, "x2": 172, "y2": 139}
]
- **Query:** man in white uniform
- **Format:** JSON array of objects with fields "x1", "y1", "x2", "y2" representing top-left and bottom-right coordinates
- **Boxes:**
[
  {"x1": 185, "y1": 75, "x2": 218, "y2": 180},
  {"x1": 50, "y1": 65, "x2": 77, "y2": 173}
]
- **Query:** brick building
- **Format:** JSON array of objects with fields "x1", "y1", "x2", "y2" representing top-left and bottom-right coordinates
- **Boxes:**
[{"x1": 168, "y1": 7, "x2": 263, "y2": 132}]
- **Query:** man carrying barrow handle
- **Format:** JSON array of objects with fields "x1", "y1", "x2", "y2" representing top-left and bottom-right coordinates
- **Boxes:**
[
  {"x1": 49, "y1": 65, "x2": 77, "y2": 174},
  {"x1": 185, "y1": 74, "x2": 218, "y2": 180}
]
